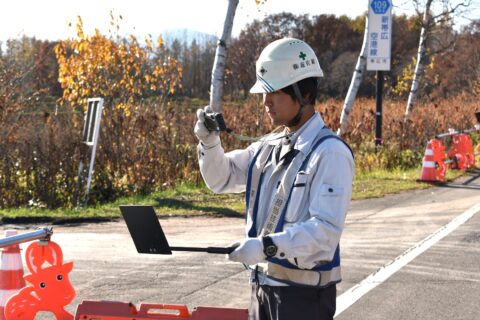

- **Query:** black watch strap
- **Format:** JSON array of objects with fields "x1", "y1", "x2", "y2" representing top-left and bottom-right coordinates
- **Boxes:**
[{"x1": 262, "y1": 236, "x2": 278, "y2": 257}]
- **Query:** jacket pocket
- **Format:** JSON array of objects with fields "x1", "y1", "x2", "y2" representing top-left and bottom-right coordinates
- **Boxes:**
[{"x1": 284, "y1": 171, "x2": 309, "y2": 223}]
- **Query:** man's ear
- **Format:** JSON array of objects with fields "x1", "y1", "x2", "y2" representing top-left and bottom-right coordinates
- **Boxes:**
[
  {"x1": 302, "y1": 93, "x2": 316, "y2": 107},
  {"x1": 303, "y1": 93, "x2": 312, "y2": 103}
]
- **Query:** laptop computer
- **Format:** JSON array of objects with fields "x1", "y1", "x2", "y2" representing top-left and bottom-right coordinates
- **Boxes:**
[{"x1": 120, "y1": 205, "x2": 236, "y2": 255}]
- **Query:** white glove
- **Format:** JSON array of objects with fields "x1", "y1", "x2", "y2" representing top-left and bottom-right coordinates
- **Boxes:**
[
  {"x1": 228, "y1": 237, "x2": 265, "y2": 265},
  {"x1": 194, "y1": 106, "x2": 220, "y2": 148}
]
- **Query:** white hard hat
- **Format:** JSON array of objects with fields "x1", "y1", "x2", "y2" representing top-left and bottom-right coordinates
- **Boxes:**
[{"x1": 250, "y1": 38, "x2": 324, "y2": 94}]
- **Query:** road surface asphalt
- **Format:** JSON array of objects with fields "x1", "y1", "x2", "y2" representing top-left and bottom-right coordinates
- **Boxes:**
[{"x1": 2, "y1": 173, "x2": 480, "y2": 319}]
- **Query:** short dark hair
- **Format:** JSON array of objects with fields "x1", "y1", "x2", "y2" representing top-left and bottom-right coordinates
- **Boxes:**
[{"x1": 281, "y1": 77, "x2": 318, "y2": 105}]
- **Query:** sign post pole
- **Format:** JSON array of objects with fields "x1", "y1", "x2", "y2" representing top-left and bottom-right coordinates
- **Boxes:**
[
  {"x1": 367, "y1": 0, "x2": 392, "y2": 148},
  {"x1": 375, "y1": 71, "x2": 384, "y2": 147}
]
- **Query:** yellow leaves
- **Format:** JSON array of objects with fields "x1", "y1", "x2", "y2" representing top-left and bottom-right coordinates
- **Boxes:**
[
  {"x1": 392, "y1": 55, "x2": 437, "y2": 97},
  {"x1": 117, "y1": 103, "x2": 131, "y2": 117},
  {"x1": 78, "y1": 41, "x2": 87, "y2": 53},
  {"x1": 474, "y1": 79, "x2": 480, "y2": 96},
  {"x1": 54, "y1": 42, "x2": 64, "y2": 56},
  {"x1": 157, "y1": 36, "x2": 164, "y2": 47},
  {"x1": 145, "y1": 37, "x2": 153, "y2": 50},
  {"x1": 55, "y1": 15, "x2": 183, "y2": 115},
  {"x1": 76, "y1": 16, "x2": 85, "y2": 40},
  {"x1": 428, "y1": 56, "x2": 436, "y2": 70}
]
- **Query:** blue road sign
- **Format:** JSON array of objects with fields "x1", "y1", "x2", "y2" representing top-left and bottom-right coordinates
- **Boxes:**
[{"x1": 370, "y1": 0, "x2": 391, "y2": 14}]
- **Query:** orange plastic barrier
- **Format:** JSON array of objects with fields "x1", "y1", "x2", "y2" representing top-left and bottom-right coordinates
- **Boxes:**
[
  {"x1": 447, "y1": 134, "x2": 475, "y2": 170},
  {"x1": 191, "y1": 306, "x2": 248, "y2": 320},
  {"x1": 4, "y1": 241, "x2": 75, "y2": 320},
  {"x1": 430, "y1": 139, "x2": 447, "y2": 182},
  {"x1": 75, "y1": 301, "x2": 248, "y2": 320}
]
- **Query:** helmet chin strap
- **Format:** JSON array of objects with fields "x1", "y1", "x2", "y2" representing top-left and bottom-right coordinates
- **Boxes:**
[{"x1": 286, "y1": 83, "x2": 307, "y2": 128}]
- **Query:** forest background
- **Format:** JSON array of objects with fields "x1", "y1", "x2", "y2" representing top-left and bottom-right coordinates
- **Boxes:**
[{"x1": 0, "y1": 12, "x2": 479, "y2": 209}]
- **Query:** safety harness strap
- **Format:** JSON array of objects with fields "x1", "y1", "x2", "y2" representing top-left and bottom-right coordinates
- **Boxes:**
[
  {"x1": 245, "y1": 127, "x2": 353, "y2": 286},
  {"x1": 245, "y1": 144, "x2": 275, "y2": 237},
  {"x1": 251, "y1": 127, "x2": 336, "y2": 235}
]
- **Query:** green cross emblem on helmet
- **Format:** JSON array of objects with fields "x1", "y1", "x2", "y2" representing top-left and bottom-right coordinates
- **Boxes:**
[{"x1": 299, "y1": 51, "x2": 307, "y2": 60}]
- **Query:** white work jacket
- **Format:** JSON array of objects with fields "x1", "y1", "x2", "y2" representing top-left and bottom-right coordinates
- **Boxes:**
[{"x1": 198, "y1": 112, "x2": 354, "y2": 286}]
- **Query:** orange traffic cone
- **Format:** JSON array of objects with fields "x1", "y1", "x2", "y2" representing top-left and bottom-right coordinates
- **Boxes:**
[
  {"x1": 0, "y1": 230, "x2": 26, "y2": 320},
  {"x1": 419, "y1": 141, "x2": 439, "y2": 182}
]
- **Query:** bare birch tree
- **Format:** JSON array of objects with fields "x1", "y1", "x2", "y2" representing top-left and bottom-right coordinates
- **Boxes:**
[
  {"x1": 337, "y1": 16, "x2": 369, "y2": 137},
  {"x1": 209, "y1": 0, "x2": 239, "y2": 112},
  {"x1": 404, "y1": 0, "x2": 472, "y2": 117}
]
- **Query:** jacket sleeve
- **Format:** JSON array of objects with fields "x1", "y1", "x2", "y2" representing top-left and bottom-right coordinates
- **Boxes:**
[
  {"x1": 269, "y1": 139, "x2": 355, "y2": 268},
  {"x1": 197, "y1": 141, "x2": 261, "y2": 194}
]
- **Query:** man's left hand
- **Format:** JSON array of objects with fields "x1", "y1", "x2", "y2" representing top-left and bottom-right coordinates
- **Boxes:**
[{"x1": 228, "y1": 237, "x2": 265, "y2": 265}]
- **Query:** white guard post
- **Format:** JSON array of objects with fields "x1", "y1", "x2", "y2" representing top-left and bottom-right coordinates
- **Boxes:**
[{"x1": 82, "y1": 98, "x2": 104, "y2": 206}]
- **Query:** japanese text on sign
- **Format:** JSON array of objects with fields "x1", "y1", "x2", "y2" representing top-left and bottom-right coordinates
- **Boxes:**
[{"x1": 367, "y1": 0, "x2": 392, "y2": 71}]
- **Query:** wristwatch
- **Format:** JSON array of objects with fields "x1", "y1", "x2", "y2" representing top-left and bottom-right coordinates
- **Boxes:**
[{"x1": 262, "y1": 236, "x2": 278, "y2": 258}]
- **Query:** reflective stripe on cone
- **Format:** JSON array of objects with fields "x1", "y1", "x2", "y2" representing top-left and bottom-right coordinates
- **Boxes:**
[
  {"x1": 0, "y1": 230, "x2": 26, "y2": 320},
  {"x1": 419, "y1": 141, "x2": 440, "y2": 182}
]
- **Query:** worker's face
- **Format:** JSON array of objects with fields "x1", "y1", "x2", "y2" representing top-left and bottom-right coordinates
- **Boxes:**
[{"x1": 263, "y1": 91, "x2": 300, "y2": 127}]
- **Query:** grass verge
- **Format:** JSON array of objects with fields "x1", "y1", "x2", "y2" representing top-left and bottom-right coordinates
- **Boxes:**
[
  {"x1": 352, "y1": 167, "x2": 464, "y2": 200},
  {"x1": 0, "y1": 167, "x2": 468, "y2": 223}
]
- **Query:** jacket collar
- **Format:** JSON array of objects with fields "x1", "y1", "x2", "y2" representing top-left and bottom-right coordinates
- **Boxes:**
[
  {"x1": 263, "y1": 112, "x2": 326, "y2": 154},
  {"x1": 291, "y1": 112, "x2": 326, "y2": 156}
]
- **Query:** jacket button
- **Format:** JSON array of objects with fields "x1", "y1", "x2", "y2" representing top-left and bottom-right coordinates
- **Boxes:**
[{"x1": 328, "y1": 188, "x2": 333, "y2": 192}]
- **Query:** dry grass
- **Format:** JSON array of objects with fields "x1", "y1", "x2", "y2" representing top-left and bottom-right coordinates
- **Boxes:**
[{"x1": 1, "y1": 96, "x2": 478, "y2": 208}]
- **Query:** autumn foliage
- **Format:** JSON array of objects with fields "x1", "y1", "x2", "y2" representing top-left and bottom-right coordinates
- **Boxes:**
[
  {"x1": 55, "y1": 16, "x2": 182, "y2": 111},
  {"x1": 0, "y1": 13, "x2": 479, "y2": 209},
  {"x1": 1, "y1": 92, "x2": 478, "y2": 208}
]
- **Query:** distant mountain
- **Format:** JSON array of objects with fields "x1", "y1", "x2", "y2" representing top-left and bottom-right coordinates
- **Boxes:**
[{"x1": 161, "y1": 28, "x2": 217, "y2": 46}]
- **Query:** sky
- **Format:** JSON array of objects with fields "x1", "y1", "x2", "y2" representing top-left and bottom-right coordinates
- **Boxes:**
[{"x1": 1, "y1": 0, "x2": 478, "y2": 44}]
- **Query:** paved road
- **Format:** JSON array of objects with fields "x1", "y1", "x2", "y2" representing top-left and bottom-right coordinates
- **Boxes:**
[{"x1": 2, "y1": 173, "x2": 480, "y2": 318}]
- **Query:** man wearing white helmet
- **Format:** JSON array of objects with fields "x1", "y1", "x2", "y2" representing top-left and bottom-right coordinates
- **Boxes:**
[{"x1": 194, "y1": 38, "x2": 354, "y2": 320}]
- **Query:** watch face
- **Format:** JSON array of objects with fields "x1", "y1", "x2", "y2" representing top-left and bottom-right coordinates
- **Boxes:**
[{"x1": 265, "y1": 245, "x2": 277, "y2": 257}]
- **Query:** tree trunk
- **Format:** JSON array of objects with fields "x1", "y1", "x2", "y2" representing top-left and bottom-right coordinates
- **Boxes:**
[
  {"x1": 209, "y1": 0, "x2": 239, "y2": 112},
  {"x1": 405, "y1": 0, "x2": 433, "y2": 117},
  {"x1": 337, "y1": 16, "x2": 369, "y2": 137}
]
